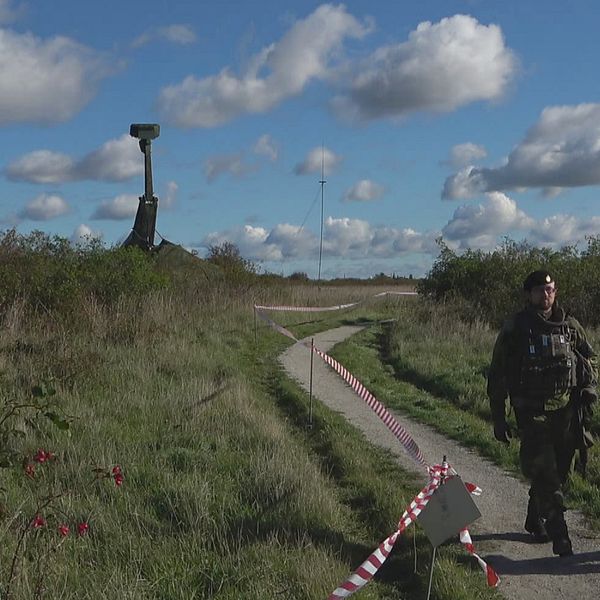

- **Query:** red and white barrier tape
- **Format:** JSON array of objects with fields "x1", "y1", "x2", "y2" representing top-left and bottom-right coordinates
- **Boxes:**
[
  {"x1": 255, "y1": 290, "x2": 416, "y2": 313},
  {"x1": 311, "y1": 344, "x2": 428, "y2": 470},
  {"x1": 313, "y1": 343, "x2": 499, "y2": 594},
  {"x1": 330, "y1": 530, "x2": 399, "y2": 600},
  {"x1": 373, "y1": 291, "x2": 418, "y2": 297},
  {"x1": 256, "y1": 300, "x2": 499, "y2": 593},
  {"x1": 465, "y1": 481, "x2": 482, "y2": 496},
  {"x1": 329, "y1": 464, "x2": 446, "y2": 599},
  {"x1": 460, "y1": 528, "x2": 500, "y2": 587},
  {"x1": 255, "y1": 307, "x2": 298, "y2": 342},
  {"x1": 255, "y1": 302, "x2": 360, "y2": 312},
  {"x1": 329, "y1": 465, "x2": 499, "y2": 599}
]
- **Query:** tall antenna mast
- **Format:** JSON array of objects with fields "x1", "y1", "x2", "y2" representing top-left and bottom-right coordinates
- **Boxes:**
[{"x1": 317, "y1": 144, "x2": 326, "y2": 282}]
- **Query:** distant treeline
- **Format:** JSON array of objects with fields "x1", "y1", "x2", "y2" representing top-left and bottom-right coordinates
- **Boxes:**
[
  {"x1": 418, "y1": 237, "x2": 600, "y2": 327},
  {"x1": 287, "y1": 271, "x2": 417, "y2": 286}
]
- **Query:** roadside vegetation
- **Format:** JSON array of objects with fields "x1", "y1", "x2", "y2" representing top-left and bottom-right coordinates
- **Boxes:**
[
  {"x1": 418, "y1": 236, "x2": 600, "y2": 326},
  {"x1": 0, "y1": 231, "x2": 497, "y2": 599}
]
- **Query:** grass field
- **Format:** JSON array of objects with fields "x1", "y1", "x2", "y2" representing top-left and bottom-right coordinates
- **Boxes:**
[{"x1": 0, "y1": 281, "x2": 503, "y2": 599}]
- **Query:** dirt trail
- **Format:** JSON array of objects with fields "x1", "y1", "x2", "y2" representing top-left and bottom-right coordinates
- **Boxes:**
[{"x1": 280, "y1": 326, "x2": 600, "y2": 600}]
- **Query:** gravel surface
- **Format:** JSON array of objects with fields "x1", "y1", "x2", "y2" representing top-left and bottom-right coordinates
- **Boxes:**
[{"x1": 280, "y1": 326, "x2": 600, "y2": 600}]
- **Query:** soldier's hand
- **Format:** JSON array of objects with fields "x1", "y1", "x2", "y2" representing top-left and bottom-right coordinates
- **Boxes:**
[
  {"x1": 580, "y1": 388, "x2": 597, "y2": 406},
  {"x1": 493, "y1": 419, "x2": 512, "y2": 444}
]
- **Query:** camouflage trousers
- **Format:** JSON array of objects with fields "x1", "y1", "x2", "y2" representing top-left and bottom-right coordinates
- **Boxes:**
[{"x1": 515, "y1": 402, "x2": 577, "y2": 520}]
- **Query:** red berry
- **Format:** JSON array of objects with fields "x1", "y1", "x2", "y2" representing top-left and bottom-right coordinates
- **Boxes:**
[
  {"x1": 114, "y1": 473, "x2": 124, "y2": 486},
  {"x1": 32, "y1": 514, "x2": 46, "y2": 529},
  {"x1": 58, "y1": 524, "x2": 70, "y2": 537},
  {"x1": 33, "y1": 449, "x2": 47, "y2": 463},
  {"x1": 77, "y1": 522, "x2": 89, "y2": 536}
]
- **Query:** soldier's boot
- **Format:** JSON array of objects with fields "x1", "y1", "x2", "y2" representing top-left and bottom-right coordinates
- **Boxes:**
[
  {"x1": 546, "y1": 514, "x2": 573, "y2": 557},
  {"x1": 524, "y1": 495, "x2": 549, "y2": 543}
]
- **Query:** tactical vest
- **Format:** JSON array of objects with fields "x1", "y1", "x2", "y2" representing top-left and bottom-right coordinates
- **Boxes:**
[{"x1": 509, "y1": 310, "x2": 575, "y2": 401}]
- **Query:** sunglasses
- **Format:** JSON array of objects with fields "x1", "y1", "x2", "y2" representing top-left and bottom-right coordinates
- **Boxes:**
[{"x1": 532, "y1": 285, "x2": 557, "y2": 294}]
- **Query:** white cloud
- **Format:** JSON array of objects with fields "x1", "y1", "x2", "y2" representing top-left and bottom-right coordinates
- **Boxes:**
[
  {"x1": 203, "y1": 225, "x2": 284, "y2": 261},
  {"x1": 253, "y1": 134, "x2": 279, "y2": 161},
  {"x1": 201, "y1": 217, "x2": 438, "y2": 262},
  {"x1": 201, "y1": 201, "x2": 600, "y2": 266},
  {"x1": 528, "y1": 214, "x2": 600, "y2": 247},
  {"x1": 159, "y1": 24, "x2": 197, "y2": 45},
  {"x1": 203, "y1": 153, "x2": 254, "y2": 183},
  {"x1": 6, "y1": 134, "x2": 142, "y2": 184},
  {"x1": 442, "y1": 192, "x2": 533, "y2": 248},
  {"x1": 391, "y1": 228, "x2": 437, "y2": 254},
  {"x1": 71, "y1": 223, "x2": 102, "y2": 245},
  {"x1": 445, "y1": 142, "x2": 487, "y2": 168},
  {"x1": 294, "y1": 146, "x2": 341, "y2": 175},
  {"x1": 77, "y1": 134, "x2": 143, "y2": 181},
  {"x1": 0, "y1": 28, "x2": 111, "y2": 125},
  {"x1": 439, "y1": 192, "x2": 600, "y2": 250},
  {"x1": 265, "y1": 223, "x2": 318, "y2": 258},
  {"x1": 6, "y1": 150, "x2": 75, "y2": 184},
  {"x1": 162, "y1": 181, "x2": 178, "y2": 209},
  {"x1": 323, "y1": 216, "x2": 375, "y2": 255},
  {"x1": 132, "y1": 24, "x2": 197, "y2": 48},
  {"x1": 19, "y1": 194, "x2": 70, "y2": 221},
  {"x1": 204, "y1": 137, "x2": 279, "y2": 182},
  {"x1": 333, "y1": 14, "x2": 517, "y2": 122},
  {"x1": 91, "y1": 194, "x2": 138, "y2": 220},
  {"x1": 343, "y1": 179, "x2": 384, "y2": 202},
  {"x1": 157, "y1": 4, "x2": 370, "y2": 127},
  {"x1": 443, "y1": 103, "x2": 600, "y2": 198},
  {"x1": 325, "y1": 218, "x2": 436, "y2": 257},
  {"x1": 441, "y1": 165, "x2": 488, "y2": 200}
]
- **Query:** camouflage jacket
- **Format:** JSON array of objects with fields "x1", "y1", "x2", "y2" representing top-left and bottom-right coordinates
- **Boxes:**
[{"x1": 487, "y1": 303, "x2": 597, "y2": 420}]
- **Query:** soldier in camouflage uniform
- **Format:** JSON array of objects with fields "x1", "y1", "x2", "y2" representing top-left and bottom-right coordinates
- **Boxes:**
[{"x1": 487, "y1": 270, "x2": 597, "y2": 556}]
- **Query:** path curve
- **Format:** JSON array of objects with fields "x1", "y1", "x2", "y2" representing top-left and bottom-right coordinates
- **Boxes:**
[{"x1": 280, "y1": 326, "x2": 600, "y2": 600}]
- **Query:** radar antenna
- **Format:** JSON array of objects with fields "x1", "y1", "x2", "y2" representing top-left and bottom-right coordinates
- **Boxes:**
[{"x1": 123, "y1": 123, "x2": 160, "y2": 250}]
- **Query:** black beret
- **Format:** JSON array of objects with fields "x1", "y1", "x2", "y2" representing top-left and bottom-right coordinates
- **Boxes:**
[{"x1": 523, "y1": 270, "x2": 554, "y2": 291}]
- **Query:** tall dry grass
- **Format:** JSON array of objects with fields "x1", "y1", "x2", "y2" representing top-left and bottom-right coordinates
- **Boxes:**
[{"x1": 2, "y1": 281, "x2": 465, "y2": 600}]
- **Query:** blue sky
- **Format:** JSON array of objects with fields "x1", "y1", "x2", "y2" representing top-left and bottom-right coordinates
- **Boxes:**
[{"x1": 2, "y1": 0, "x2": 600, "y2": 278}]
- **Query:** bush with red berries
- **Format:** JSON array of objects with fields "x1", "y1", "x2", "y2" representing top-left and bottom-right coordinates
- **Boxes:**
[{"x1": 1, "y1": 385, "x2": 124, "y2": 598}]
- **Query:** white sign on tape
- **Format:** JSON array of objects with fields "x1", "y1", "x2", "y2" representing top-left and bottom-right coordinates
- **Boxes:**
[{"x1": 417, "y1": 476, "x2": 481, "y2": 547}]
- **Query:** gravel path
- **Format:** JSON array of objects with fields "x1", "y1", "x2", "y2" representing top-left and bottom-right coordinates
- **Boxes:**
[{"x1": 280, "y1": 326, "x2": 600, "y2": 600}]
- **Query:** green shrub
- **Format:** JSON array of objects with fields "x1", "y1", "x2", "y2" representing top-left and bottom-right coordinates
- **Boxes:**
[
  {"x1": 206, "y1": 241, "x2": 258, "y2": 277},
  {"x1": 0, "y1": 229, "x2": 169, "y2": 316},
  {"x1": 419, "y1": 237, "x2": 600, "y2": 327}
]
